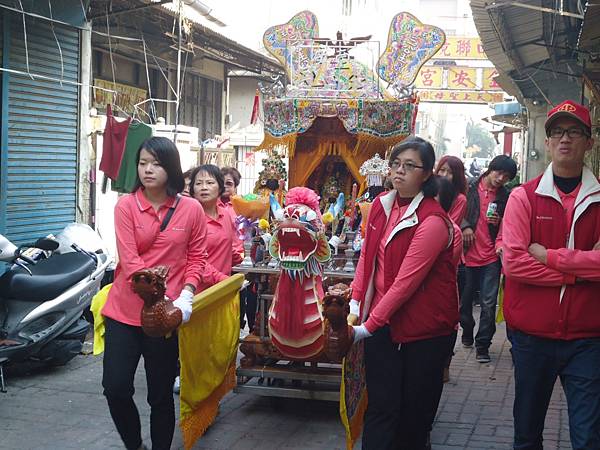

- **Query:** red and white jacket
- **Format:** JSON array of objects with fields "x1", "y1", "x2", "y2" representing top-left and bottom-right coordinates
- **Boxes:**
[
  {"x1": 352, "y1": 191, "x2": 459, "y2": 343},
  {"x1": 503, "y1": 164, "x2": 600, "y2": 340}
]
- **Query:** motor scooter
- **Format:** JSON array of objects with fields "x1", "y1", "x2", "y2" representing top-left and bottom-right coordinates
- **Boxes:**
[{"x1": 0, "y1": 224, "x2": 111, "y2": 392}]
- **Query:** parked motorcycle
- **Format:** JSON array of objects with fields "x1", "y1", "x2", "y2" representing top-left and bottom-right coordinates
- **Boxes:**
[{"x1": 0, "y1": 224, "x2": 111, "y2": 392}]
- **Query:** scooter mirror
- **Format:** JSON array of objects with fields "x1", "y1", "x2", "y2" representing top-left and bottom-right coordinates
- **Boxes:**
[
  {"x1": 34, "y1": 238, "x2": 60, "y2": 251},
  {"x1": 0, "y1": 234, "x2": 18, "y2": 262}
]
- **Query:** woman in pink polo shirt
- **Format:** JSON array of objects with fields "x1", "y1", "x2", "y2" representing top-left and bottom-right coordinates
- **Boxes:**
[
  {"x1": 189, "y1": 164, "x2": 243, "y2": 292},
  {"x1": 435, "y1": 155, "x2": 468, "y2": 382},
  {"x1": 102, "y1": 137, "x2": 208, "y2": 450},
  {"x1": 435, "y1": 155, "x2": 467, "y2": 226},
  {"x1": 350, "y1": 137, "x2": 459, "y2": 450}
]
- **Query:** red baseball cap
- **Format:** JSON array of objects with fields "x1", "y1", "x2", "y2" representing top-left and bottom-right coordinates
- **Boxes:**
[{"x1": 545, "y1": 100, "x2": 592, "y2": 134}]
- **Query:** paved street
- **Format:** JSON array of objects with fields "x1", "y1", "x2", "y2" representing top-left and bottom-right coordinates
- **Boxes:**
[{"x1": 0, "y1": 318, "x2": 571, "y2": 450}]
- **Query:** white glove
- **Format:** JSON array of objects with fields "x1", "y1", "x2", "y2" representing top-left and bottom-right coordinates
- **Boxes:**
[
  {"x1": 241, "y1": 280, "x2": 250, "y2": 291},
  {"x1": 173, "y1": 289, "x2": 194, "y2": 323},
  {"x1": 349, "y1": 299, "x2": 360, "y2": 316},
  {"x1": 352, "y1": 324, "x2": 372, "y2": 343}
]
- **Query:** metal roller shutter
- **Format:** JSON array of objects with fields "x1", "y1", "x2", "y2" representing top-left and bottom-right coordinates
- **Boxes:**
[{"x1": 3, "y1": 13, "x2": 80, "y2": 244}]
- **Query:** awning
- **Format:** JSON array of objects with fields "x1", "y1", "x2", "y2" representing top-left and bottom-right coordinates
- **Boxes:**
[{"x1": 470, "y1": 0, "x2": 584, "y2": 104}]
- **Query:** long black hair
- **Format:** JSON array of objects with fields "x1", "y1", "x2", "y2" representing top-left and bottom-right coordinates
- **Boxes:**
[
  {"x1": 133, "y1": 137, "x2": 184, "y2": 196},
  {"x1": 189, "y1": 164, "x2": 225, "y2": 197},
  {"x1": 435, "y1": 176, "x2": 458, "y2": 213},
  {"x1": 482, "y1": 155, "x2": 518, "y2": 180},
  {"x1": 389, "y1": 136, "x2": 438, "y2": 198}
]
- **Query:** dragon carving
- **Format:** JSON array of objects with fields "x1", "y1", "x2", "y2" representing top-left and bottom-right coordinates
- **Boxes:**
[
  {"x1": 240, "y1": 187, "x2": 352, "y2": 365},
  {"x1": 131, "y1": 266, "x2": 182, "y2": 337}
]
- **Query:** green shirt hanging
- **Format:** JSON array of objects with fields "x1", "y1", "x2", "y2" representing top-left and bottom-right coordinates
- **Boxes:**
[{"x1": 112, "y1": 122, "x2": 153, "y2": 193}]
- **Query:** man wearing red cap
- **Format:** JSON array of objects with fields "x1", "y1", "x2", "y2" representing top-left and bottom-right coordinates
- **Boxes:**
[{"x1": 502, "y1": 100, "x2": 600, "y2": 450}]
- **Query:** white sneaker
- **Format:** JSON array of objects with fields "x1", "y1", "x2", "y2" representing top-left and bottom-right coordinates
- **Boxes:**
[{"x1": 173, "y1": 376, "x2": 180, "y2": 394}]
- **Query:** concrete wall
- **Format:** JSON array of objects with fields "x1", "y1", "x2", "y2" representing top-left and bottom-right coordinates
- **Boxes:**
[{"x1": 522, "y1": 101, "x2": 548, "y2": 181}]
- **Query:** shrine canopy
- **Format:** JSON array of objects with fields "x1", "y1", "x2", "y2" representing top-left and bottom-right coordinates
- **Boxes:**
[{"x1": 255, "y1": 10, "x2": 445, "y2": 186}]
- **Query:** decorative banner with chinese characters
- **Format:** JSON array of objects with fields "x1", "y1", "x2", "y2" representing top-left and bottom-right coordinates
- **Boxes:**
[
  {"x1": 415, "y1": 66, "x2": 505, "y2": 91},
  {"x1": 418, "y1": 89, "x2": 504, "y2": 104},
  {"x1": 378, "y1": 12, "x2": 446, "y2": 88},
  {"x1": 482, "y1": 68, "x2": 502, "y2": 91},
  {"x1": 447, "y1": 67, "x2": 478, "y2": 90},
  {"x1": 436, "y1": 37, "x2": 487, "y2": 60},
  {"x1": 415, "y1": 66, "x2": 443, "y2": 89}
]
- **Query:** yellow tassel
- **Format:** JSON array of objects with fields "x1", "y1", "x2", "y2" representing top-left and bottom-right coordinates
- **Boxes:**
[
  {"x1": 255, "y1": 134, "x2": 298, "y2": 158},
  {"x1": 180, "y1": 363, "x2": 236, "y2": 450}
]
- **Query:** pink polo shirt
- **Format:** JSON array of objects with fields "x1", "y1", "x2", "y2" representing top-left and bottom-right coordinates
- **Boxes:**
[
  {"x1": 219, "y1": 199, "x2": 244, "y2": 256},
  {"x1": 102, "y1": 189, "x2": 209, "y2": 326},
  {"x1": 197, "y1": 203, "x2": 244, "y2": 292},
  {"x1": 449, "y1": 193, "x2": 467, "y2": 226},
  {"x1": 219, "y1": 199, "x2": 238, "y2": 223},
  {"x1": 465, "y1": 180, "x2": 498, "y2": 267}
]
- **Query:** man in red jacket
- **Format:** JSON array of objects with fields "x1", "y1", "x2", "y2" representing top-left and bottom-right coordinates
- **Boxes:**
[{"x1": 502, "y1": 100, "x2": 600, "y2": 450}]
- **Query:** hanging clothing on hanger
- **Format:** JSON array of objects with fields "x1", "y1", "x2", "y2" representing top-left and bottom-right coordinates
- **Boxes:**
[
  {"x1": 99, "y1": 104, "x2": 132, "y2": 180},
  {"x1": 112, "y1": 121, "x2": 153, "y2": 194}
]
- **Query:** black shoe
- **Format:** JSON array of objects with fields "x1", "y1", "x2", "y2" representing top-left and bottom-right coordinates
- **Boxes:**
[
  {"x1": 461, "y1": 336, "x2": 474, "y2": 348},
  {"x1": 476, "y1": 348, "x2": 491, "y2": 363}
]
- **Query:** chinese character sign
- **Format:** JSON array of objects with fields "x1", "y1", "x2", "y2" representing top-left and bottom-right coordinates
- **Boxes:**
[
  {"x1": 437, "y1": 37, "x2": 487, "y2": 60},
  {"x1": 482, "y1": 68, "x2": 502, "y2": 90},
  {"x1": 447, "y1": 67, "x2": 478, "y2": 90},
  {"x1": 415, "y1": 66, "x2": 443, "y2": 89},
  {"x1": 418, "y1": 89, "x2": 504, "y2": 104}
]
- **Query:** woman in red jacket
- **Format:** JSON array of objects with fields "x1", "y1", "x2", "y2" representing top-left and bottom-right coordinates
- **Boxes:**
[{"x1": 350, "y1": 137, "x2": 459, "y2": 450}]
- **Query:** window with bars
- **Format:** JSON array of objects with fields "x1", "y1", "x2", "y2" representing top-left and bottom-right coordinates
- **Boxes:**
[{"x1": 179, "y1": 73, "x2": 223, "y2": 143}]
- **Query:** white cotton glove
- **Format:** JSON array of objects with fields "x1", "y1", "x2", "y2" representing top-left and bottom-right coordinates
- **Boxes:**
[
  {"x1": 173, "y1": 289, "x2": 194, "y2": 324},
  {"x1": 352, "y1": 324, "x2": 372, "y2": 343},
  {"x1": 347, "y1": 299, "x2": 360, "y2": 325},
  {"x1": 349, "y1": 299, "x2": 360, "y2": 316},
  {"x1": 241, "y1": 280, "x2": 250, "y2": 291}
]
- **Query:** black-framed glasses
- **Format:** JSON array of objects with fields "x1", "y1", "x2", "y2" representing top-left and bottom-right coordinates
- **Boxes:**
[
  {"x1": 390, "y1": 160, "x2": 424, "y2": 172},
  {"x1": 548, "y1": 127, "x2": 589, "y2": 139}
]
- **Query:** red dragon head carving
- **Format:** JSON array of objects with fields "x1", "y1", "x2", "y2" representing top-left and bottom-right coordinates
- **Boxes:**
[{"x1": 269, "y1": 187, "x2": 331, "y2": 272}]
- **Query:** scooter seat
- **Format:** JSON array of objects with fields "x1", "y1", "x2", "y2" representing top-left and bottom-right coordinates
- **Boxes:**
[{"x1": 0, "y1": 252, "x2": 96, "y2": 302}]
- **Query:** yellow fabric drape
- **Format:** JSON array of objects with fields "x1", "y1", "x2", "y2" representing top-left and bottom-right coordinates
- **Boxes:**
[
  {"x1": 90, "y1": 284, "x2": 111, "y2": 355},
  {"x1": 179, "y1": 274, "x2": 244, "y2": 450},
  {"x1": 254, "y1": 133, "x2": 297, "y2": 157},
  {"x1": 289, "y1": 150, "x2": 326, "y2": 188}
]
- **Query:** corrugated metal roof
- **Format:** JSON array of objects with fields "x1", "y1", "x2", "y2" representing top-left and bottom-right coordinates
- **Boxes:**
[
  {"x1": 578, "y1": 0, "x2": 600, "y2": 49},
  {"x1": 470, "y1": 0, "x2": 583, "y2": 103}
]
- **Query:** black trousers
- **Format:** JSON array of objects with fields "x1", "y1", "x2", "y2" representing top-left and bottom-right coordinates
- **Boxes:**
[
  {"x1": 240, "y1": 283, "x2": 258, "y2": 331},
  {"x1": 362, "y1": 326, "x2": 454, "y2": 450},
  {"x1": 102, "y1": 317, "x2": 179, "y2": 450}
]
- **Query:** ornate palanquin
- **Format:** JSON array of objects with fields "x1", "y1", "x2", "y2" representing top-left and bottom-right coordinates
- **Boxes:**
[
  {"x1": 257, "y1": 98, "x2": 418, "y2": 189},
  {"x1": 255, "y1": 10, "x2": 445, "y2": 196}
]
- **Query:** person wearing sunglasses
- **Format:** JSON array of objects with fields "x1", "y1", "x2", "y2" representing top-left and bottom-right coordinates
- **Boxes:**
[
  {"x1": 502, "y1": 100, "x2": 600, "y2": 450},
  {"x1": 349, "y1": 137, "x2": 459, "y2": 449}
]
